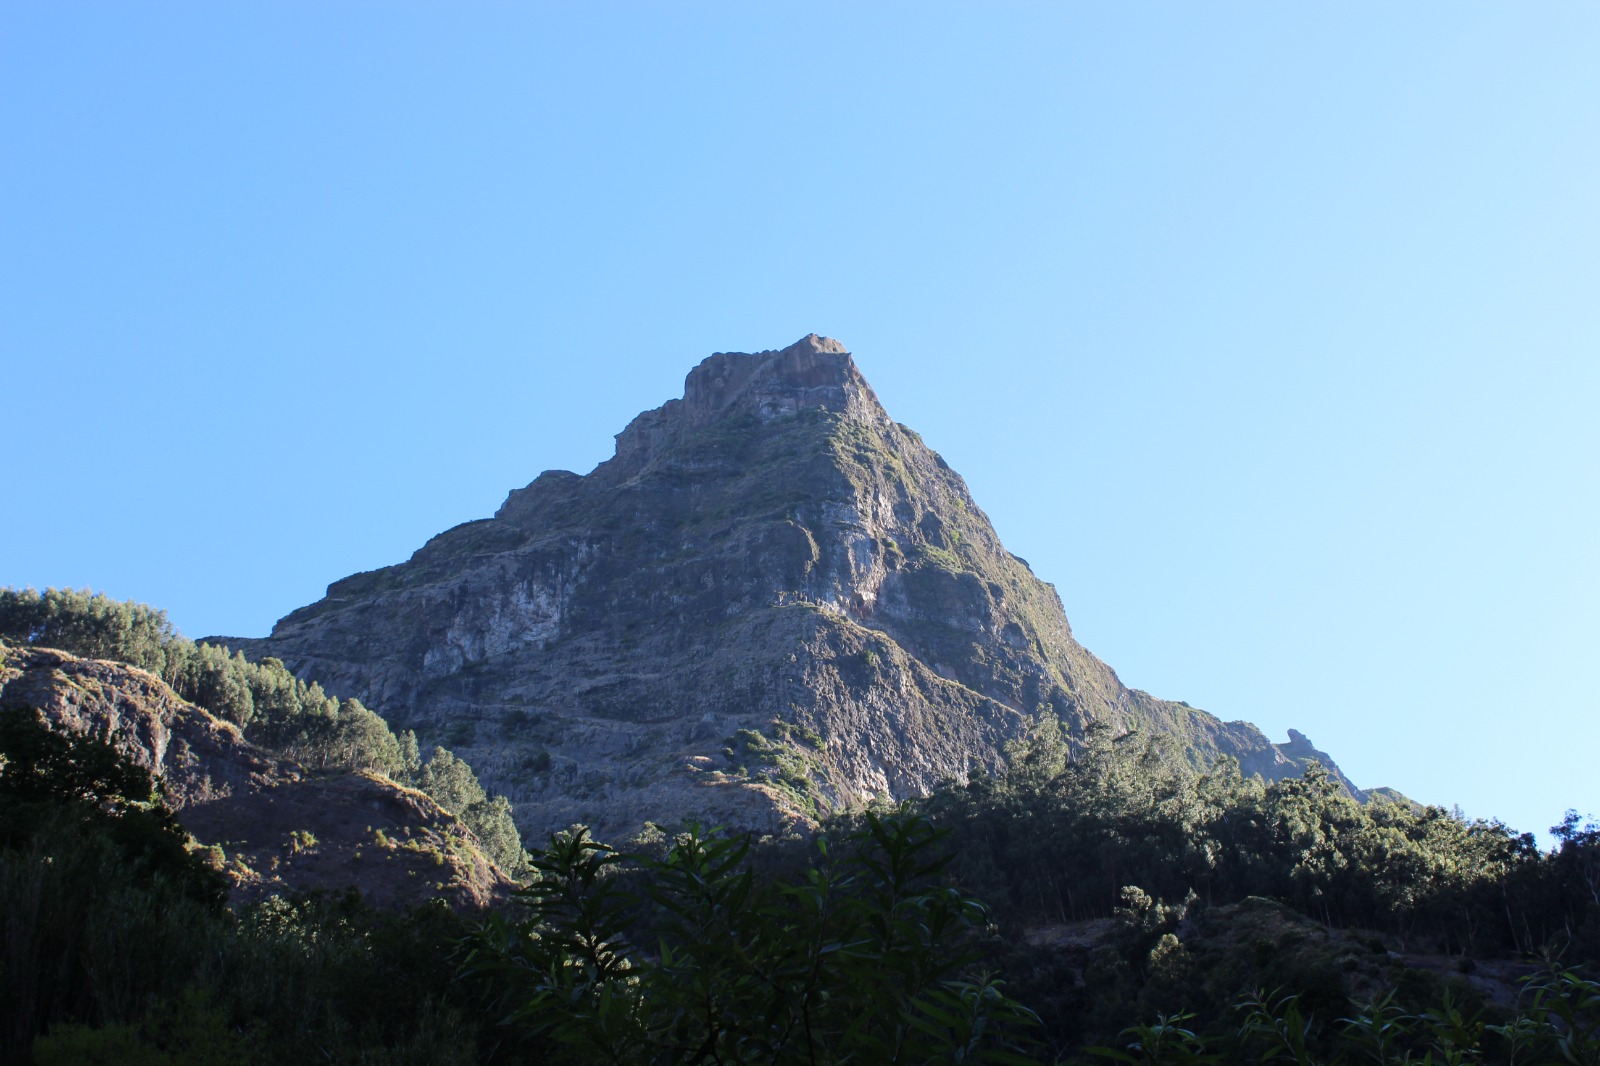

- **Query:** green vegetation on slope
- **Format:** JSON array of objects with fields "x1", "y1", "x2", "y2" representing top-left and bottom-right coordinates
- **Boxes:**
[
  {"x1": 2, "y1": 706, "x2": 488, "y2": 1064},
  {"x1": 2, "y1": 710, "x2": 1037, "y2": 1063},
  {"x1": 1074, "y1": 968, "x2": 1600, "y2": 1065},
  {"x1": 0, "y1": 587, "x2": 528, "y2": 877},
  {"x1": 462, "y1": 816, "x2": 1041, "y2": 1064},
  {"x1": 885, "y1": 713, "x2": 1600, "y2": 1057},
  {"x1": 4, "y1": 700, "x2": 1597, "y2": 1063}
]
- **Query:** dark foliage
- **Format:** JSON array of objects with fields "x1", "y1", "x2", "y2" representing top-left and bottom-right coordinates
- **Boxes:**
[
  {"x1": 898, "y1": 715, "x2": 1600, "y2": 1057},
  {"x1": 915, "y1": 717, "x2": 1593, "y2": 954},
  {"x1": 0, "y1": 704, "x2": 227, "y2": 906},
  {"x1": 1, "y1": 707, "x2": 229, "y2": 1061},
  {"x1": 1, "y1": 709, "x2": 488, "y2": 1064},
  {"x1": 463, "y1": 812, "x2": 1042, "y2": 1064},
  {"x1": 1078, "y1": 966, "x2": 1600, "y2": 1065}
]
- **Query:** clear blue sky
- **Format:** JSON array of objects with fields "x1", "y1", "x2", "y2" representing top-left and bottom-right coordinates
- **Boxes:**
[{"x1": 4, "y1": 3, "x2": 1595, "y2": 843}]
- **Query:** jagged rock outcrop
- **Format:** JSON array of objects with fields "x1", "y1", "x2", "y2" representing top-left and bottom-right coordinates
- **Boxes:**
[
  {"x1": 1276, "y1": 728, "x2": 1363, "y2": 797},
  {"x1": 0, "y1": 644, "x2": 515, "y2": 909},
  {"x1": 215, "y1": 335, "x2": 1361, "y2": 840}
]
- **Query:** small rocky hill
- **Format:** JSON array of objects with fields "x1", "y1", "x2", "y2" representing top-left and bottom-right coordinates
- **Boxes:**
[
  {"x1": 0, "y1": 643, "x2": 514, "y2": 909},
  {"x1": 217, "y1": 335, "x2": 1363, "y2": 841}
]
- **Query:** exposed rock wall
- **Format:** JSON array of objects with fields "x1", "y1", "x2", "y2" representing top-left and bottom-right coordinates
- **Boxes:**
[{"x1": 215, "y1": 335, "x2": 1361, "y2": 841}]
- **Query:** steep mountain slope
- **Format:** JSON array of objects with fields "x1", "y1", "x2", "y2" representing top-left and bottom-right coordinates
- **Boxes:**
[
  {"x1": 218, "y1": 336, "x2": 1359, "y2": 840},
  {"x1": 0, "y1": 643, "x2": 514, "y2": 908}
]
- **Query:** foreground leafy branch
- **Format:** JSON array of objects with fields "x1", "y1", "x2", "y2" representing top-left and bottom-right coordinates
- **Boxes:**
[
  {"x1": 464, "y1": 811, "x2": 1040, "y2": 1064},
  {"x1": 1084, "y1": 965, "x2": 1600, "y2": 1066}
]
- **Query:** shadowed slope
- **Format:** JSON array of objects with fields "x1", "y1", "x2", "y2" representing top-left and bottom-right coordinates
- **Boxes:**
[{"x1": 0, "y1": 644, "x2": 514, "y2": 909}]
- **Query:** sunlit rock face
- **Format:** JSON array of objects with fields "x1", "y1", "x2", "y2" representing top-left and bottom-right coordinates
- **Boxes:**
[{"x1": 218, "y1": 336, "x2": 1359, "y2": 841}]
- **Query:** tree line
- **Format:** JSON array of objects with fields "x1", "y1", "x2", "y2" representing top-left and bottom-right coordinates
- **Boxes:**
[
  {"x1": 4, "y1": 696, "x2": 1598, "y2": 1063},
  {"x1": 891, "y1": 712, "x2": 1600, "y2": 1056},
  {"x1": 913, "y1": 713, "x2": 1597, "y2": 958}
]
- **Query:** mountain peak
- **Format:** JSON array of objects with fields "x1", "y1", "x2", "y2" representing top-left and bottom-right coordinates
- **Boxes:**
[
  {"x1": 612, "y1": 335, "x2": 886, "y2": 476},
  {"x1": 785, "y1": 332, "x2": 850, "y2": 355},
  {"x1": 684, "y1": 333, "x2": 871, "y2": 422},
  {"x1": 234, "y1": 338, "x2": 1366, "y2": 841}
]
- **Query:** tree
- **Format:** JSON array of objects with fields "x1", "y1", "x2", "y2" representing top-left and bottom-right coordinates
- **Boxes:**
[
  {"x1": 465, "y1": 811, "x2": 1040, "y2": 1064},
  {"x1": 415, "y1": 746, "x2": 486, "y2": 816},
  {"x1": 0, "y1": 705, "x2": 225, "y2": 903}
]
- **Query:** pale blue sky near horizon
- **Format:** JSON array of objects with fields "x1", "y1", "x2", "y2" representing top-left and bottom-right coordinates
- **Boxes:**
[{"x1": 3, "y1": 3, "x2": 1595, "y2": 843}]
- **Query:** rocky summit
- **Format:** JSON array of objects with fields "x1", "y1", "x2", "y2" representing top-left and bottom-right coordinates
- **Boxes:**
[{"x1": 218, "y1": 336, "x2": 1361, "y2": 841}]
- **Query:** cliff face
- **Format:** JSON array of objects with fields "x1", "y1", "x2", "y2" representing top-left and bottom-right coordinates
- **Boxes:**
[
  {"x1": 0, "y1": 644, "x2": 514, "y2": 909},
  {"x1": 219, "y1": 336, "x2": 1359, "y2": 840}
]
